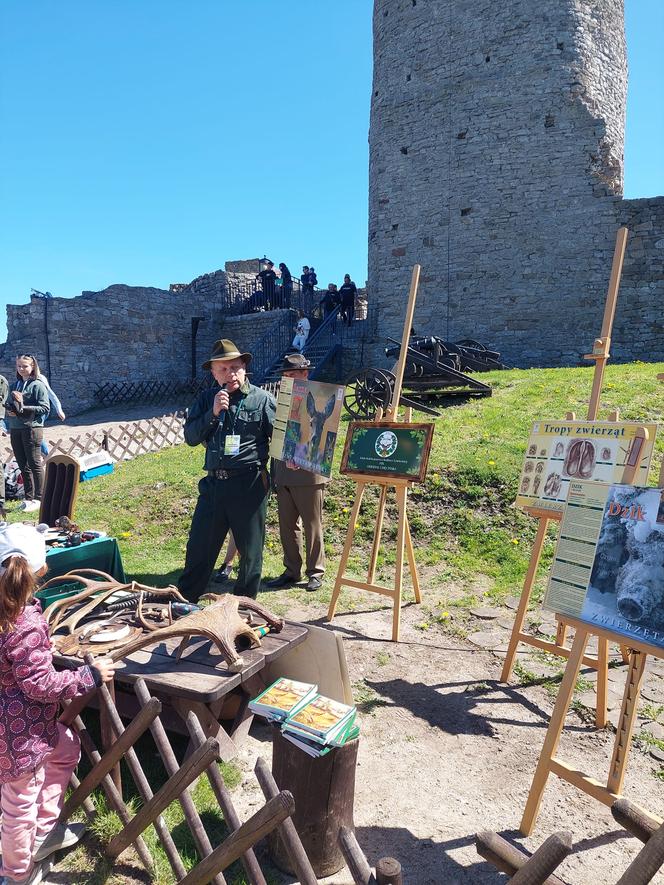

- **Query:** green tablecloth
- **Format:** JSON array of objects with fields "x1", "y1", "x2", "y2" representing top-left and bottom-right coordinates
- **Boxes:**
[{"x1": 43, "y1": 536, "x2": 126, "y2": 583}]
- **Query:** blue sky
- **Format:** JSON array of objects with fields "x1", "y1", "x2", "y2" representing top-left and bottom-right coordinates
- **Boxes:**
[{"x1": 0, "y1": 1, "x2": 661, "y2": 342}]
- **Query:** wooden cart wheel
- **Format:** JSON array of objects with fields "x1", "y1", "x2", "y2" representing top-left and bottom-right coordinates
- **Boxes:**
[{"x1": 343, "y1": 368, "x2": 393, "y2": 419}]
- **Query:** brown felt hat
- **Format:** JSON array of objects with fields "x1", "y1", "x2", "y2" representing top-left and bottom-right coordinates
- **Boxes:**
[
  {"x1": 202, "y1": 339, "x2": 252, "y2": 370},
  {"x1": 278, "y1": 353, "x2": 315, "y2": 373}
]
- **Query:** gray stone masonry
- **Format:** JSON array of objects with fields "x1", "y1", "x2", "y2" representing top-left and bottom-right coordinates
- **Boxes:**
[
  {"x1": 369, "y1": 0, "x2": 663, "y2": 367},
  {"x1": 0, "y1": 275, "x2": 287, "y2": 416}
]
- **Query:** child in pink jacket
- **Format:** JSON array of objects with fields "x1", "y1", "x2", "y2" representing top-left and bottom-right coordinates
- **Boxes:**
[{"x1": 0, "y1": 522, "x2": 116, "y2": 885}]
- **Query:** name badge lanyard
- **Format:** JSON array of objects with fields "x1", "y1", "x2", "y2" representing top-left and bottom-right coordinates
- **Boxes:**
[{"x1": 222, "y1": 392, "x2": 246, "y2": 456}]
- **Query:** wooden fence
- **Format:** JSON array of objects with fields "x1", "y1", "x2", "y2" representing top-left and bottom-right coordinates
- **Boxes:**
[{"x1": 2, "y1": 412, "x2": 186, "y2": 466}]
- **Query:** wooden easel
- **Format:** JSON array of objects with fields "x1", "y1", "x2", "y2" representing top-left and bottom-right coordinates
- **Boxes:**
[
  {"x1": 500, "y1": 228, "x2": 631, "y2": 728},
  {"x1": 327, "y1": 265, "x2": 424, "y2": 642},
  {"x1": 521, "y1": 447, "x2": 664, "y2": 835}
]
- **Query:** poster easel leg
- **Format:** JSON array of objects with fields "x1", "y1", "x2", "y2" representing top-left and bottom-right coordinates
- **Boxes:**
[
  {"x1": 392, "y1": 484, "x2": 408, "y2": 642},
  {"x1": 596, "y1": 638, "x2": 609, "y2": 729},
  {"x1": 327, "y1": 482, "x2": 366, "y2": 623},
  {"x1": 607, "y1": 650, "x2": 648, "y2": 794},
  {"x1": 520, "y1": 629, "x2": 589, "y2": 836},
  {"x1": 405, "y1": 515, "x2": 421, "y2": 604},
  {"x1": 500, "y1": 516, "x2": 550, "y2": 682},
  {"x1": 367, "y1": 484, "x2": 388, "y2": 585}
]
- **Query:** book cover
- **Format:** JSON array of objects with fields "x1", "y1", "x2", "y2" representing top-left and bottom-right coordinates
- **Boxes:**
[
  {"x1": 249, "y1": 678, "x2": 318, "y2": 720},
  {"x1": 288, "y1": 694, "x2": 355, "y2": 738}
]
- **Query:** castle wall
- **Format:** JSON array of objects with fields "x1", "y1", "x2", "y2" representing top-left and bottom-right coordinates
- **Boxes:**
[
  {"x1": 0, "y1": 274, "x2": 284, "y2": 415},
  {"x1": 368, "y1": 0, "x2": 663, "y2": 367}
]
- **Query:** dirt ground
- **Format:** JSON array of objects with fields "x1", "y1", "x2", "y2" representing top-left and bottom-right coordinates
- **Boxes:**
[{"x1": 228, "y1": 598, "x2": 664, "y2": 885}]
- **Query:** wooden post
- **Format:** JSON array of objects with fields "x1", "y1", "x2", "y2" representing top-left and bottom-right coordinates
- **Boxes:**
[
  {"x1": 91, "y1": 669, "x2": 188, "y2": 878},
  {"x1": 475, "y1": 832, "x2": 567, "y2": 885},
  {"x1": 255, "y1": 757, "x2": 318, "y2": 885},
  {"x1": 500, "y1": 515, "x2": 552, "y2": 682},
  {"x1": 62, "y1": 709, "x2": 154, "y2": 871},
  {"x1": 375, "y1": 857, "x2": 403, "y2": 885},
  {"x1": 367, "y1": 484, "x2": 388, "y2": 585},
  {"x1": 616, "y1": 818, "x2": 664, "y2": 885},
  {"x1": 612, "y1": 798, "x2": 659, "y2": 844},
  {"x1": 61, "y1": 697, "x2": 161, "y2": 819},
  {"x1": 607, "y1": 650, "x2": 648, "y2": 794},
  {"x1": 509, "y1": 832, "x2": 573, "y2": 885},
  {"x1": 178, "y1": 792, "x2": 296, "y2": 885},
  {"x1": 269, "y1": 729, "x2": 358, "y2": 878},
  {"x1": 328, "y1": 481, "x2": 367, "y2": 623},
  {"x1": 384, "y1": 265, "x2": 421, "y2": 420},
  {"x1": 133, "y1": 680, "x2": 227, "y2": 885},
  {"x1": 106, "y1": 738, "x2": 220, "y2": 860},
  {"x1": 338, "y1": 827, "x2": 374, "y2": 885},
  {"x1": 327, "y1": 265, "x2": 425, "y2": 641},
  {"x1": 500, "y1": 229, "x2": 636, "y2": 728},
  {"x1": 184, "y1": 709, "x2": 267, "y2": 885}
]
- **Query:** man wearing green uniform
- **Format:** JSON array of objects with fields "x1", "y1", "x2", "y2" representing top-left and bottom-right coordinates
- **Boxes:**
[{"x1": 178, "y1": 339, "x2": 276, "y2": 601}]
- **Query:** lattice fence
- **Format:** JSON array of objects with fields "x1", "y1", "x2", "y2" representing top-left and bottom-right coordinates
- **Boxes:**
[
  {"x1": 93, "y1": 378, "x2": 208, "y2": 408},
  {"x1": 2, "y1": 412, "x2": 186, "y2": 466}
]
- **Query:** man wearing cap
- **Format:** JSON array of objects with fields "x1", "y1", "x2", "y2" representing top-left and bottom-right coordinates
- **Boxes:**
[
  {"x1": 267, "y1": 353, "x2": 329, "y2": 592},
  {"x1": 178, "y1": 339, "x2": 276, "y2": 601}
]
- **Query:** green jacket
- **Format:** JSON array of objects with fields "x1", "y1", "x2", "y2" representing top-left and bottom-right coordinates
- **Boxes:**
[
  {"x1": 5, "y1": 378, "x2": 50, "y2": 430},
  {"x1": 184, "y1": 382, "x2": 276, "y2": 471}
]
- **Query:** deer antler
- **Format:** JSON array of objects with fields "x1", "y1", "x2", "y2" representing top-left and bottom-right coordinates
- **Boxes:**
[{"x1": 109, "y1": 595, "x2": 284, "y2": 671}]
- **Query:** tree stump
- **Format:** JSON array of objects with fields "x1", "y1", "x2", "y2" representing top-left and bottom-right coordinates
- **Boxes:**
[{"x1": 268, "y1": 729, "x2": 358, "y2": 878}]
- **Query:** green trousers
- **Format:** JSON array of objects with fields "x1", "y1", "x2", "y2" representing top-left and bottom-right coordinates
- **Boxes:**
[{"x1": 178, "y1": 470, "x2": 269, "y2": 602}]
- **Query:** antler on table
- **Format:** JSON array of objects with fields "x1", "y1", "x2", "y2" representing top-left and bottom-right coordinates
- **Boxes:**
[{"x1": 110, "y1": 595, "x2": 285, "y2": 672}]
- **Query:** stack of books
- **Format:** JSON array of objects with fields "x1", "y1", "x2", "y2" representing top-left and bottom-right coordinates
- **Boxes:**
[
  {"x1": 249, "y1": 677, "x2": 318, "y2": 723},
  {"x1": 250, "y1": 678, "x2": 359, "y2": 757}
]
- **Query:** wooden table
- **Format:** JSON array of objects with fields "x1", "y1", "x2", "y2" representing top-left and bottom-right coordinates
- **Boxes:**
[{"x1": 106, "y1": 621, "x2": 308, "y2": 761}]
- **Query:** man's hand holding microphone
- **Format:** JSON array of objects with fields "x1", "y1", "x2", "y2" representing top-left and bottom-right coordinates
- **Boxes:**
[{"x1": 213, "y1": 384, "x2": 229, "y2": 417}]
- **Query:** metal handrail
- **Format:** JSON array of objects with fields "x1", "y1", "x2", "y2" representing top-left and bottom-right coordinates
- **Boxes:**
[{"x1": 249, "y1": 311, "x2": 297, "y2": 382}]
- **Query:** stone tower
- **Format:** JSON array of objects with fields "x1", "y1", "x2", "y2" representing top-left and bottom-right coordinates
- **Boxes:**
[{"x1": 369, "y1": 0, "x2": 664, "y2": 366}]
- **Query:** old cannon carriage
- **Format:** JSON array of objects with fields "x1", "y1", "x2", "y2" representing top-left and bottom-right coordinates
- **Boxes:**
[{"x1": 343, "y1": 336, "x2": 507, "y2": 419}]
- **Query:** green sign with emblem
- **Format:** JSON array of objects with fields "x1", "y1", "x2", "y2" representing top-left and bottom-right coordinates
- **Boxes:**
[{"x1": 340, "y1": 422, "x2": 434, "y2": 482}]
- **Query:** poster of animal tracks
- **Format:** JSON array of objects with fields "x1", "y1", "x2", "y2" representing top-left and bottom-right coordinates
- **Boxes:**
[
  {"x1": 515, "y1": 420, "x2": 658, "y2": 513},
  {"x1": 270, "y1": 377, "x2": 345, "y2": 477},
  {"x1": 544, "y1": 481, "x2": 664, "y2": 650}
]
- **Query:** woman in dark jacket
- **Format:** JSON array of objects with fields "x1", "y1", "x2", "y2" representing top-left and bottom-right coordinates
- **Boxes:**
[
  {"x1": 279, "y1": 263, "x2": 293, "y2": 309},
  {"x1": 5, "y1": 354, "x2": 50, "y2": 512}
]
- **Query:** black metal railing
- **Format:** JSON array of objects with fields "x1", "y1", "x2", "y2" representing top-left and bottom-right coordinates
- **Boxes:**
[
  {"x1": 219, "y1": 274, "x2": 327, "y2": 319},
  {"x1": 248, "y1": 312, "x2": 297, "y2": 383}
]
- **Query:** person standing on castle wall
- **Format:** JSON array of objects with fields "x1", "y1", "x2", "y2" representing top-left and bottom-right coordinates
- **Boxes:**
[
  {"x1": 5, "y1": 356, "x2": 49, "y2": 514},
  {"x1": 321, "y1": 283, "x2": 339, "y2": 320},
  {"x1": 257, "y1": 260, "x2": 277, "y2": 309},
  {"x1": 177, "y1": 339, "x2": 276, "y2": 602},
  {"x1": 338, "y1": 274, "x2": 358, "y2": 327},
  {"x1": 300, "y1": 266, "x2": 312, "y2": 298},
  {"x1": 279, "y1": 263, "x2": 293, "y2": 309},
  {"x1": 267, "y1": 354, "x2": 328, "y2": 593}
]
